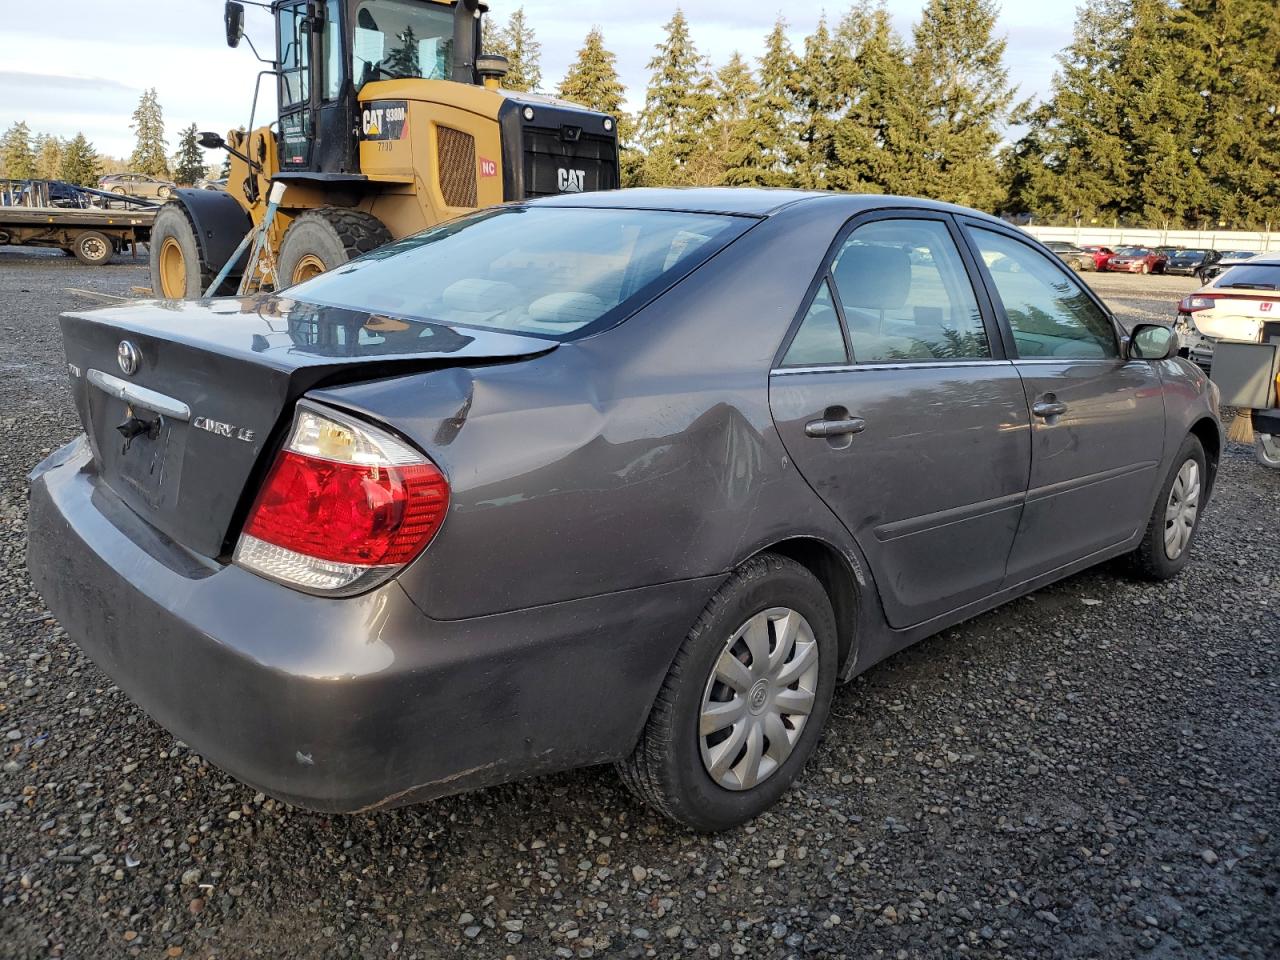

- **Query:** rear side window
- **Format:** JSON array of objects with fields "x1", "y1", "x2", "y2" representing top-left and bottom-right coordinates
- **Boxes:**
[
  {"x1": 829, "y1": 219, "x2": 990, "y2": 363},
  {"x1": 287, "y1": 207, "x2": 751, "y2": 339},
  {"x1": 969, "y1": 228, "x2": 1118, "y2": 360},
  {"x1": 782, "y1": 279, "x2": 847, "y2": 366}
]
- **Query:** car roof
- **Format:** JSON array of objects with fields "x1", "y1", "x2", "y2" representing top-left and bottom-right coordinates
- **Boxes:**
[{"x1": 528, "y1": 186, "x2": 1007, "y2": 223}]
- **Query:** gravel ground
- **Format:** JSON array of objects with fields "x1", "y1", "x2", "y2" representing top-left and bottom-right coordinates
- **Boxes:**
[{"x1": 1, "y1": 249, "x2": 1277, "y2": 960}]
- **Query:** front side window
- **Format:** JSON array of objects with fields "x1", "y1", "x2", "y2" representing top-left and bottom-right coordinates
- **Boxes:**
[
  {"x1": 287, "y1": 207, "x2": 752, "y2": 339},
  {"x1": 969, "y1": 228, "x2": 1118, "y2": 360},
  {"x1": 278, "y1": 3, "x2": 311, "y2": 107},
  {"x1": 829, "y1": 219, "x2": 990, "y2": 363},
  {"x1": 353, "y1": 0, "x2": 454, "y2": 85}
]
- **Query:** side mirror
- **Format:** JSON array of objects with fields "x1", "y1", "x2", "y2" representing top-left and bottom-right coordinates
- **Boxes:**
[
  {"x1": 198, "y1": 131, "x2": 226, "y2": 150},
  {"x1": 1129, "y1": 324, "x2": 1177, "y2": 361},
  {"x1": 225, "y1": 1, "x2": 245, "y2": 48}
]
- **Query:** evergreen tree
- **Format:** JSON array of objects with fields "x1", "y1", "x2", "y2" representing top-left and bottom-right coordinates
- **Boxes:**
[
  {"x1": 385, "y1": 25, "x2": 421, "y2": 77},
  {"x1": 34, "y1": 134, "x2": 64, "y2": 180},
  {"x1": 788, "y1": 16, "x2": 840, "y2": 189},
  {"x1": 1, "y1": 121, "x2": 36, "y2": 180},
  {"x1": 59, "y1": 133, "x2": 100, "y2": 188},
  {"x1": 903, "y1": 0, "x2": 1015, "y2": 209},
  {"x1": 828, "y1": 2, "x2": 913, "y2": 194},
  {"x1": 129, "y1": 88, "x2": 170, "y2": 178},
  {"x1": 724, "y1": 18, "x2": 796, "y2": 187},
  {"x1": 558, "y1": 27, "x2": 640, "y2": 185},
  {"x1": 484, "y1": 7, "x2": 541, "y2": 92},
  {"x1": 172, "y1": 123, "x2": 206, "y2": 185},
  {"x1": 709, "y1": 52, "x2": 757, "y2": 161},
  {"x1": 637, "y1": 9, "x2": 714, "y2": 186}
]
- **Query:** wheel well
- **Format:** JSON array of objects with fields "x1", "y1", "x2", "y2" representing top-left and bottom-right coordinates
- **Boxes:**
[
  {"x1": 1189, "y1": 417, "x2": 1221, "y2": 497},
  {"x1": 758, "y1": 538, "x2": 859, "y2": 673}
]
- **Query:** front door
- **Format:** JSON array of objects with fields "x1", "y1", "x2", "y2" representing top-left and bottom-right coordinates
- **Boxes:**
[
  {"x1": 769, "y1": 214, "x2": 1032, "y2": 629},
  {"x1": 961, "y1": 223, "x2": 1166, "y2": 584}
]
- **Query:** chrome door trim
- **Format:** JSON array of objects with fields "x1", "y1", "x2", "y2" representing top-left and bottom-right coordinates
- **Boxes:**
[
  {"x1": 86, "y1": 369, "x2": 192, "y2": 421},
  {"x1": 772, "y1": 359, "x2": 1014, "y2": 376}
]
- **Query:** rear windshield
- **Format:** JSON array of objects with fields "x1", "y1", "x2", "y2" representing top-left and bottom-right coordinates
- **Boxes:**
[
  {"x1": 286, "y1": 206, "x2": 751, "y2": 339},
  {"x1": 1216, "y1": 264, "x2": 1280, "y2": 290}
]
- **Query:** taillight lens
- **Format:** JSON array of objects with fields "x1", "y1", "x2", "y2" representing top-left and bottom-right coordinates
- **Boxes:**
[
  {"x1": 234, "y1": 403, "x2": 449, "y2": 594},
  {"x1": 1179, "y1": 294, "x2": 1217, "y2": 312}
]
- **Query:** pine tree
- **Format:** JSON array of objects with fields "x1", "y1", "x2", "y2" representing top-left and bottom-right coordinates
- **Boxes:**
[
  {"x1": 172, "y1": 123, "x2": 206, "y2": 185},
  {"x1": 558, "y1": 27, "x2": 640, "y2": 184},
  {"x1": 485, "y1": 7, "x2": 541, "y2": 92},
  {"x1": 59, "y1": 133, "x2": 100, "y2": 188},
  {"x1": 34, "y1": 134, "x2": 64, "y2": 180},
  {"x1": 828, "y1": 2, "x2": 913, "y2": 194},
  {"x1": 709, "y1": 52, "x2": 757, "y2": 160},
  {"x1": 385, "y1": 25, "x2": 421, "y2": 77},
  {"x1": 129, "y1": 88, "x2": 170, "y2": 178},
  {"x1": 1170, "y1": 0, "x2": 1280, "y2": 228},
  {"x1": 724, "y1": 18, "x2": 796, "y2": 187},
  {"x1": 903, "y1": 0, "x2": 1015, "y2": 209},
  {"x1": 1, "y1": 121, "x2": 36, "y2": 180},
  {"x1": 637, "y1": 9, "x2": 713, "y2": 185},
  {"x1": 788, "y1": 16, "x2": 840, "y2": 189}
]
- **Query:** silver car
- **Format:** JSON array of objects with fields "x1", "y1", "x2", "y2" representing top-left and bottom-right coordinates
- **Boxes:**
[{"x1": 28, "y1": 189, "x2": 1222, "y2": 831}]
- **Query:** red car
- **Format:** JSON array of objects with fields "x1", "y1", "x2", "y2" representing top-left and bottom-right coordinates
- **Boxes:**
[
  {"x1": 1103, "y1": 246, "x2": 1168, "y2": 274},
  {"x1": 1080, "y1": 245, "x2": 1115, "y2": 270}
]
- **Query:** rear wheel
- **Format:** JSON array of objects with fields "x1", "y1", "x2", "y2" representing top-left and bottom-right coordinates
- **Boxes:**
[
  {"x1": 276, "y1": 208, "x2": 392, "y2": 288},
  {"x1": 1256, "y1": 434, "x2": 1280, "y2": 469},
  {"x1": 149, "y1": 202, "x2": 218, "y2": 299},
  {"x1": 72, "y1": 231, "x2": 113, "y2": 265},
  {"x1": 1130, "y1": 435, "x2": 1206, "y2": 579},
  {"x1": 617, "y1": 554, "x2": 838, "y2": 832}
]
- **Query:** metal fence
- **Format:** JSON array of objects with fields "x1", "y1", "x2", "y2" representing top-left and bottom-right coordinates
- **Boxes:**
[{"x1": 1022, "y1": 225, "x2": 1280, "y2": 253}]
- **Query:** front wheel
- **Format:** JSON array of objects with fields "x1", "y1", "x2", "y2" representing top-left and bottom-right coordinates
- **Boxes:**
[
  {"x1": 617, "y1": 554, "x2": 838, "y2": 832},
  {"x1": 276, "y1": 208, "x2": 392, "y2": 288},
  {"x1": 1256, "y1": 434, "x2": 1280, "y2": 469},
  {"x1": 1130, "y1": 435, "x2": 1206, "y2": 579},
  {"x1": 72, "y1": 230, "x2": 113, "y2": 265},
  {"x1": 1140, "y1": 262, "x2": 1150, "y2": 275}
]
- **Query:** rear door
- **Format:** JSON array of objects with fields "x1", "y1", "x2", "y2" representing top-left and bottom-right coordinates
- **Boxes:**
[
  {"x1": 960, "y1": 221, "x2": 1166, "y2": 584},
  {"x1": 769, "y1": 212, "x2": 1032, "y2": 629}
]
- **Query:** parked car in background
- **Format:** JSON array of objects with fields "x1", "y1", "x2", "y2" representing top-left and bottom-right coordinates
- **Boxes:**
[
  {"x1": 1104, "y1": 246, "x2": 1168, "y2": 274},
  {"x1": 1080, "y1": 244, "x2": 1116, "y2": 270},
  {"x1": 1198, "y1": 250, "x2": 1263, "y2": 283},
  {"x1": 1043, "y1": 241, "x2": 1096, "y2": 272},
  {"x1": 194, "y1": 177, "x2": 228, "y2": 191},
  {"x1": 1166, "y1": 249, "x2": 1220, "y2": 277},
  {"x1": 28, "y1": 188, "x2": 1221, "y2": 831},
  {"x1": 1174, "y1": 255, "x2": 1280, "y2": 369},
  {"x1": 99, "y1": 173, "x2": 176, "y2": 200}
]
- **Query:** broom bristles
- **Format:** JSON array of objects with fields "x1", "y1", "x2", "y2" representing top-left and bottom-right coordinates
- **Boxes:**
[{"x1": 1227, "y1": 411, "x2": 1255, "y2": 444}]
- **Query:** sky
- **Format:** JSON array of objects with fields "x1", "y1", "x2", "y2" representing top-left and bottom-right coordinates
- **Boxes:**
[{"x1": 0, "y1": 0, "x2": 1079, "y2": 166}]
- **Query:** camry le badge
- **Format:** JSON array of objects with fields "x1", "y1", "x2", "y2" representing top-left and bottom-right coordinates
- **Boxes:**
[{"x1": 117, "y1": 341, "x2": 141, "y2": 376}]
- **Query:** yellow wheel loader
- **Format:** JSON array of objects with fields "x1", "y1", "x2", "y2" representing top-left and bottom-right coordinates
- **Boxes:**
[{"x1": 150, "y1": 0, "x2": 620, "y2": 299}]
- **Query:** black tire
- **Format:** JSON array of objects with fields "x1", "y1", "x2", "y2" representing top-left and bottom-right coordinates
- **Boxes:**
[
  {"x1": 149, "y1": 201, "x2": 219, "y2": 299},
  {"x1": 1130, "y1": 435, "x2": 1206, "y2": 580},
  {"x1": 276, "y1": 208, "x2": 392, "y2": 288},
  {"x1": 72, "y1": 231, "x2": 113, "y2": 265},
  {"x1": 617, "y1": 553, "x2": 839, "y2": 832}
]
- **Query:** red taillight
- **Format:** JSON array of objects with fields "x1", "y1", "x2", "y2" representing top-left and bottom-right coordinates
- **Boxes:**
[
  {"x1": 1179, "y1": 294, "x2": 1218, "y2": 312},
  {"x1": 234, "y1": 403, "x2": 449, "y2": 594}
]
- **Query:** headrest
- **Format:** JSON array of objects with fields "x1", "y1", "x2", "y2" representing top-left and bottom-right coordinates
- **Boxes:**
[
  {"x1": 442, "y1": 278, "x2": 519, "y2": 314},
  {"x1": 833, "y1": 245, "x2": 911, "y2": 311},
  {"x1": 526, "y1": 292, "x2": 606, "y2": 325}
]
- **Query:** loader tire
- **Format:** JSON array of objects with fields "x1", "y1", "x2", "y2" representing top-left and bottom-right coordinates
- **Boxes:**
[
  {"x1": 276, "y1": 208, "x2": 393, "y2": 288},
  {"x1": 150, "y1": 201, "x2": 218, "y2": 299}
]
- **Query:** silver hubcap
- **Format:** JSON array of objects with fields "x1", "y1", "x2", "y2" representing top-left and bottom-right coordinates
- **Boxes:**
[
  {"x1": 698, "y1": 607, "x2": 819, "y2": 791},
  {"x1": 82, "y1": 237, "x2": 107, "y2": 260},
  {"x1": 1259, "y1": 434, "x2": 1280, "y2": 467},
  {"x1": 1164, "y1": 459, "x2": 1200, "y2": 559}
]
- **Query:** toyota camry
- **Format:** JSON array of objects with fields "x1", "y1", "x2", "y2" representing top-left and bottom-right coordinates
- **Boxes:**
[{"x1": 28, "y1": 189, "x2": 1221, "y2": 831}]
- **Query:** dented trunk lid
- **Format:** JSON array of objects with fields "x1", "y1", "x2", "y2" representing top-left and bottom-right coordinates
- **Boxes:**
[{"x1": 60, "y1": 296, "x2": 555, "y2": 559}]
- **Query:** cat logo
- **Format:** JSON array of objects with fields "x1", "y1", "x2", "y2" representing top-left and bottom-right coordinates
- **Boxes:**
[{"x1": 557, "y1": 168, "x2": 586, "y2": 193}]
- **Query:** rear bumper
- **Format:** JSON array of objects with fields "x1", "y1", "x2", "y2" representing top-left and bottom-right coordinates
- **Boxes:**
[{"x1": 27, "y1": 438, "x2": 714, "y2": 812}]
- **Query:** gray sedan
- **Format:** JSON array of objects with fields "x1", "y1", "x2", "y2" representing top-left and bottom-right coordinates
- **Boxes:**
[{"x1": 28, "y1": 189, "x2": 1221, "y2": 831}]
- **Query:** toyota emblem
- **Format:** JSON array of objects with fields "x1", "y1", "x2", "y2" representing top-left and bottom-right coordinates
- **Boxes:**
[{"x1": 117, "y1": 340, "x2": 141, "y2": 376}]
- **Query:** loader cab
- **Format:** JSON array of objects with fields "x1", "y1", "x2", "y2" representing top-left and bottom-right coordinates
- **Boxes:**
[{"x1": 271, "y1": 0, "x2": 482, "y2": 176}]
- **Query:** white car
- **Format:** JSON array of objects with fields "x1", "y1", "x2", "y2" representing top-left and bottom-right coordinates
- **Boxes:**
[{"x1": 1174, "y1": 255, "x2": 1280, "y2": 369}]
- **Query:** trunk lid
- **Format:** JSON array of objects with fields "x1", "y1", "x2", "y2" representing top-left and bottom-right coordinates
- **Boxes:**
[{"x1": 60, "y1": 296, "x2": 554, "y2": 558}]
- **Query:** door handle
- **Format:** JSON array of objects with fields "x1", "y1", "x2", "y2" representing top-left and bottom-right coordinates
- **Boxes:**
[
  {"x1": 805, "y1": 417, "x2": 867, "y2": 439},
  {"x1": 1032, "y1": 400, "x2": 1068, "y2": 419}
]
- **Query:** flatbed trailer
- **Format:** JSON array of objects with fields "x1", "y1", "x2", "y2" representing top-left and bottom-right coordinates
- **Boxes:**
[{"x1": 0, "y1": 180, "x2": 157, "y2": 265}]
